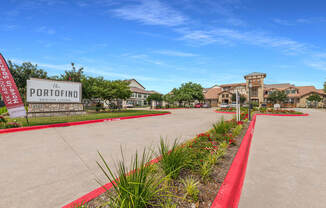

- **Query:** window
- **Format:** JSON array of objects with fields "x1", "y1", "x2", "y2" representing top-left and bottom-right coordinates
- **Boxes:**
[
  {"x1": 138, "y1": 94, "x2": 142, "y2": 98},
  {"x1": 251, "y1": 88, "x2": 258, "y2": 97}
]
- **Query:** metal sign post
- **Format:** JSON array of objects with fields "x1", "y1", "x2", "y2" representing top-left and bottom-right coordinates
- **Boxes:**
[{"x1": 236, "y1": 91, "x2": 240, "y2": 122}]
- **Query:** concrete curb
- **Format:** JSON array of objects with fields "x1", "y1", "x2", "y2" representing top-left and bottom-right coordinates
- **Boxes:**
[{"x1": 0, "y1": 112, "x2": 171, "y2": 135}]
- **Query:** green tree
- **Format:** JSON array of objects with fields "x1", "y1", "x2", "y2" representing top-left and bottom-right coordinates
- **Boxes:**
[
  {"x1": 306, "y1": 94, "x2": 322, "y2": 108},
  {"x1": 231, "y1": 94, "x2": 246, "y2": 104},
  {"x1": 267, "y1": 91, "x2": 288, "y2": 104},
  {"x1": 163, "y1": 93, "x2": 176, "y2": 107},
  {"x1": 147, "y1": 93, "x2": 163, "y2": 108},
  {"x1": 8, "y1": 61, "x2": 48, "y2": 102},
  {"x1": 324, "y1": 81, "x2": 326, "y2": 93},
  {"x1": 60, "y1": 62, "x2": 84, "y2": 82},
  {"x1": 81, "y1": 77, "x2": 131, "y2": 109},
  {"x1": 111, "y1": 80, "x2": 132, "y2": 102},
  {"x1": 172, "y1": 82, "x2": 204, "y2": 106}
]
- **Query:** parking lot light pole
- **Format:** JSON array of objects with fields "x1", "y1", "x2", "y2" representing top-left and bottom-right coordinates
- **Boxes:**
[{"x1": 248, "y1": 82, "x2": 252, "y2": 121}]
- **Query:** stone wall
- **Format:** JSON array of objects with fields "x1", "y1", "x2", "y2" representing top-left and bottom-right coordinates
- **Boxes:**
[{"x1": 28, "y1": 103, "x2": 85, "y2": 117}]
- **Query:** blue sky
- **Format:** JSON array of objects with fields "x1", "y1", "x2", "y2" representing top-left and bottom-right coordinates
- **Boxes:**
[{"x1": 1, "y1": 0, "x2": 326, "y2": 93}]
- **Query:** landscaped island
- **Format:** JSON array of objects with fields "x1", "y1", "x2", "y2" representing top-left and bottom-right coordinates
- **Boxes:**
[
  {"x1": 217, "y1": 107, "x2": 303, "y2": 115},
  {"x1": 73, "y1": 115, "x2": 249, "y2": 208},
  {"x1": 0, "y1": 110, "x2": 169, "y2": 128}
]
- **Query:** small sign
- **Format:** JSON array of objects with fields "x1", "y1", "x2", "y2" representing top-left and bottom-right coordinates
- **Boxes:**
[
  {"x1": 27, "y1": 78, "x2": 82, "y2": 103},
  {"x1": 0, "y1": 53, "x2": 26, "y2": 118},
  {"x1": 274, "y1": 103, "x2": 280, "y2": 110}
]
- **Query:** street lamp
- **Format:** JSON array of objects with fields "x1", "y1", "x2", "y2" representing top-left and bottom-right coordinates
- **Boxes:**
[{"x1": 248, "y1": 82, "x2": 252, "y2": 121}]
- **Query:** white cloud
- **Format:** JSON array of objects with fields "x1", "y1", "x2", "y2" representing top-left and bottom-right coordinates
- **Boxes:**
[
  {"x1": 36, "y1": 26, "x2": 56, "y2": 35},
  {"x1": 177, "y1": 28, "x2": 232, "y2": 46},
  {"x1": 10, "y1": 58, "x2": 172, "y2": 82},
  {"x1": 112, "y1": 0, "x2": 187, "y2": 26},
  {"x1": 11, "y1": 58, "x2": 69, "y2": 71},
  {"x1": 178, "y1": 28, "x2": 307, "y2": 54},
  {"x1": 273, "y1": 18, "x2": 294, "y2": 26},
  {"x1": 0, "y1": 24, "x2": 18, "y2": 31},
  {"x1": 304, "y1": 53, "x2": 326, "y2": 71},
  {"x1": 154, "y1": 50, "x2": 197, "y2": 57},
  {"x1": 225, "y1": 18, "x2": 247, "y2": 26},
  {"x1": 121, "y1": 53, "x2": 165, "y2": 65}
]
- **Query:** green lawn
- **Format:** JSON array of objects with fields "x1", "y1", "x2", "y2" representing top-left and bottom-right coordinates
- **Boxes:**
[{"x1": 9, "y1": 110, "x2": 169, "y2": 127}]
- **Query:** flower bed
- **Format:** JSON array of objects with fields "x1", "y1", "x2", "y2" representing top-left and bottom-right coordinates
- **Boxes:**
[
  {"x1": 259, "y1": 108, "x2": 303, "y2": 114},
  {"x1": 71, "y1": 117, "x2": 250, "y2": 208},
  {"x1": 216, "y1": 107, "x2": 303, "y2": 115},
  {"x1": 215, "y1": 107, "x2": 235, "y2": 112},
  {"x1": 0, "y1": 115, "x2": 22, "y2": 129}
]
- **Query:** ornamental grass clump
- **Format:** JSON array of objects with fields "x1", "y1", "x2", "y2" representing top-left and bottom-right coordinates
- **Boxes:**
[
  {"x1": 158, "y1": 138, "x2": 188, "y2": 179},
  {"x1": 97, "y1": 150, "x2": 166, "y2": 208},
  {"x1": 211, "y1": 118, "x2": 235, "y2": 142},
  {"x1": 182, "y1": 177, "x2": 199, "y2": 202},
  {"x1": 200, "y1": 160, "x2": 213, "y2": 182},
  {"x1": 232, "y1": 124, "x2": 243, "y2": 137}
]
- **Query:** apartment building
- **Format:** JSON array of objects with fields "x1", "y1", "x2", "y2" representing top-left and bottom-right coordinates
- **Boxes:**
[{"x1": 204, "y1": 72, "x2": 326, "y2": 108}]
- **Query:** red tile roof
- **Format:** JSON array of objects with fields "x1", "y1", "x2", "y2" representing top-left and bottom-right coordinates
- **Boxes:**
[
  {"x1": 130, "y1": 87, "x2": 157, "y2": 94},
  {"x1": 219, "y1": 83, "x2": 246, "y2": 87},
  {"x1": 204, "y1": 87, "x2": 222, "y2": 99}
]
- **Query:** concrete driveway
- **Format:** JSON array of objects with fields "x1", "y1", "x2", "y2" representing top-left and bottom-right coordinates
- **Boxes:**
[
  {"x1": 0, "y1": 109, "x2": 230, "y2": 208},
  {"x1": 239, "y1": 109, "x2": 326, "y2": 208}
]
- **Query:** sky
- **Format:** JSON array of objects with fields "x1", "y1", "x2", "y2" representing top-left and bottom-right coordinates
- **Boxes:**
[{"x1": 1, "y1": 0, "x2": 326, "y2": 93}]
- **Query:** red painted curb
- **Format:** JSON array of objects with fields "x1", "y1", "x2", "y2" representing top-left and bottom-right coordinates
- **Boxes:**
[
  {"x1": 210, "y1": 113, "x2": 309, "y2": 208},
  {"x1": 0, "y1": 112, "x2": 171, "y2": 134},
  {"x1": 154, "y1": 108, "x2": 191, "y2": 110},
  {"x1": 255, "y1": 113, "x2": 309, "y2": 117},
  {"x1": 210, "y1": 115, "x2": 256, "y2": 208}
]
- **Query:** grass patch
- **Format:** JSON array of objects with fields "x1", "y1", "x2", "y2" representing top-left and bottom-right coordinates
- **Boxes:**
[{"x1": 5, "y1": 110, "x2": 168, "y2": 127}]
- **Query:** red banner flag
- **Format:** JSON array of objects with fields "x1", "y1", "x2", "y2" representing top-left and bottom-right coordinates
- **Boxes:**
[{"x1": 0, "y1": 53, "x2": 26, "y2": 118}]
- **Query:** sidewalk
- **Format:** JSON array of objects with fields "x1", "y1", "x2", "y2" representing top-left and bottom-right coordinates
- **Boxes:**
[{"x1": 239, "y1": 109, "x2": 326, "y2": 208}]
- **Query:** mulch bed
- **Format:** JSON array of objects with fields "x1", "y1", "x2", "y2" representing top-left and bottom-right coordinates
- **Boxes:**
[{"x1": 84, "y1": 122, "x2": 249, "y2": 208}]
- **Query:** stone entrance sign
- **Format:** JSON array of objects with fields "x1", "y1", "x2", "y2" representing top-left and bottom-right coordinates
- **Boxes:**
[{"x1": 26, "y1": 78, "x2": 85, "y2": 117}]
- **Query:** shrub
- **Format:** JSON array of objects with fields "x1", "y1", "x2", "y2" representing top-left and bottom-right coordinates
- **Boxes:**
[
  {"x1": 5, "y1": 121, "x2": 21, "y2": 128},
  {"x1": 0, "y1": 115, "x2": 7, "y2": 124},
  {"x1": 232, "y1": 124, "x2": 243, "y2": 137},
  {"x1": 182, "y1": 177, "x2": 199, "y2": 202},
  {"x1": 97, "y1": 150, "x2": 165, "y2": 208},
  {"x1": 259, "y1": 107, "x2": 267, "y2": 113},
  {"x1": 211, "y1": 118, "x2": 234, "y2": 140},
  {"x1": 158, "y1": 138, "x2": 187, "y2": 179},
  {"x1": 0, "y1": 106, "x2": 7, "y2": 115},
  {"x1": 212, "y1": 119, "x2": 228, "y2": 135}
]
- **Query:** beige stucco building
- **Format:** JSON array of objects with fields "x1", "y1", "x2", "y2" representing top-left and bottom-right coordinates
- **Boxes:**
[
  {"x1": 124, "y1": 79, "x2": 158, "y2": 107},
  {"x1": 204, "y1": 72, "x2": 326, "y2": 108}
]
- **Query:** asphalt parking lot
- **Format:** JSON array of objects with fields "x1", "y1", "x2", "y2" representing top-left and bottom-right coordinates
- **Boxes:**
[{"x1": 0, "y1": 108, "x2": 230, "y2": 208}]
